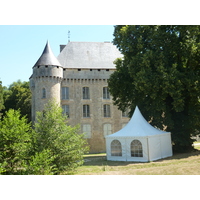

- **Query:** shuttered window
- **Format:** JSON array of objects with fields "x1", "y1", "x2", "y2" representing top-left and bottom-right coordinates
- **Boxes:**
[
  {"x1": 103, "y1": 123, "x2": 112, "y2": 137},
  {"x1": 83, "y1": 124, "x2": 91, "y2": 138}
]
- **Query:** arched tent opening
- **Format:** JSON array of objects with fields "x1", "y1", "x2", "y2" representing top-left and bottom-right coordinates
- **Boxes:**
[
  {"x1": 111, "y1": 140, "x2": 122, "y2": 156},
  {"x1": 131, "y1": 140, "x2": 143, "y2": 157}
]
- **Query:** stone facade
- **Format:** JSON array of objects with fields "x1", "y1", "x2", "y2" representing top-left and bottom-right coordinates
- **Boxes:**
[{"x1": 30, "y1": 41, "x2": 130, "y2": 153}]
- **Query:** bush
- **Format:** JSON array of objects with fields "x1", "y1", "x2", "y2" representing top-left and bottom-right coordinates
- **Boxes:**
[
  {"x1": 33, "y1": 100, "x2": 89, "y2": 174},
  {"x1": 0, "y1": 109, "x2": 32, "y2": 174}
]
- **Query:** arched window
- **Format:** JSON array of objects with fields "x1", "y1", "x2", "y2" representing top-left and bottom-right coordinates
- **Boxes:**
[
  {"x1": 111, "y1": 140, "x2": 122, "y2": 156},
  {"x1": 42, "y1": 88, "x2": 46, "y2": 99},
  {"x1": 131, "y1": 140, "x2": 143, "y2": 157}
]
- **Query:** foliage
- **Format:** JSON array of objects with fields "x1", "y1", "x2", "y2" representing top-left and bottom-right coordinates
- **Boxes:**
[
  {"x1": 109, "y1": 25, "x2": 200, "y2": 152},
  {"x1": 3, "y1": 80, "x2": 31, "y2": 122},
  {"x1": 0, "y1": 109, "x2": 33, "y2": 174},
  {"x1": 33, "y1": 100, "x2": 89, "y2": 174},
  {"x1": 0, "y1": 81, "x2": 4, "y2": 117},
  {"x1": 27, "y1": 149, "x2": 56, "y2": 175},
  {"x1": 0, "y1": 100, "x2": 88, "y2": 175}
]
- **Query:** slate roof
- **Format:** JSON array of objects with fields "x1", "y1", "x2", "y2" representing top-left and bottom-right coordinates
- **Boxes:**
[
  {"x1": 57, "y1": 42, "x2": 123, "y2": 69},
  {"x1": 33, "y1": 41, "x2": 62, "y2": 67}
]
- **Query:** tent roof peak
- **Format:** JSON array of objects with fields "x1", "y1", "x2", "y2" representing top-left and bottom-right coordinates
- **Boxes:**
[{"x1": 106, "y1": 105, "x2": 169, "y2": 138}]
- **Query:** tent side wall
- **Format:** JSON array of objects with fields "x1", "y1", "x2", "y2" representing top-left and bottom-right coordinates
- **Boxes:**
[
  {"x1": 148, "y1": 136, "x2": 162, "y2": 161},
  {"x1": 106, "y1": 137, "x2": 149, "y2": 162},
  {"x1": 125, "y1": 137, "x2": 149, "y2": 162},
  {"x1": 106, "y1": 138, "x2": 127, "y2": 161},
  {"x1": 160, "y1": 133, "x2": 173, "y2": 158},
  {"x1": 148, "y1": 133, "x2": 173, "y2": 161}
]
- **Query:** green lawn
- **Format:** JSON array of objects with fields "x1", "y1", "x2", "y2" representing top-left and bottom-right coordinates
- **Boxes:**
[{"x1": 75, "y1": 145, "x2": 200, "y2": 175}]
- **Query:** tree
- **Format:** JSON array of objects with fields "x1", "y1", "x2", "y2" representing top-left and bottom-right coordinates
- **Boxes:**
[
  {"x1": 0, "y1": 81, "x2": 4, "y2": 117},
  {"x1": 108, "y1": 25, "x2": 200, "y2": 152},
  {"x1": 33, "y1": 100, "x2": 89, "y2": 174},
  {"x1": 0, "y1": 109, "x2": 33, "y2": 174},
  {"x1": 3, "y1": 80, "x2": 31, "y2": 122}
]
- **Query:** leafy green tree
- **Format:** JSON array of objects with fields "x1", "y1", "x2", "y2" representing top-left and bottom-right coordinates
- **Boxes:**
[
  {"x1": 109, "y1": 25, "x2": 200, "y2": 152},
  {"x1": 33, "y1": 100, "x2": 89, "y2": 174},
  {"x1": 3, "y1": 80, "x2": 31, "y2": 122},
  {"x1": 0, "y1": 81, "x2": 4, "y2": 117},
  {"x1": 27, "y1": 149, "x2": 56, "y2": 175},
  {"x1": 0, "y1": 109, "x2": 33, "y2": 174}
]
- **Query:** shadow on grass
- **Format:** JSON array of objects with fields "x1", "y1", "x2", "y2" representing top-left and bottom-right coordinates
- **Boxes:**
[{"x1": 83, "y1": 149, "x2": 200, "y2": 167}]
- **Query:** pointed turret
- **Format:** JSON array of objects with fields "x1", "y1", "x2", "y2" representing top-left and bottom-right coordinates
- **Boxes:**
[
  {"x1": 33, "y1": 41, "x2": 62, "y2": 67},
  {"x1": 30, "y1": 41, "x2": 63, "y2": 123}
]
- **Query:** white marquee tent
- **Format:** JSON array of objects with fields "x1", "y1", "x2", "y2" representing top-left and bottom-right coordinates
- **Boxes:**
[{"x1": 106, "y1": 106, "x2": 173, "y2": 162}]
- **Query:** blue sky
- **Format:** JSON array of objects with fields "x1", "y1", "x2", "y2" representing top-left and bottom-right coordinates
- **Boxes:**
[{"x1": 0, "y1": 25, "x2": 115, "y2": 87}]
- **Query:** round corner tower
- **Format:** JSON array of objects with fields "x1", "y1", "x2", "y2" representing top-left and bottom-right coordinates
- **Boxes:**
[{"x1": 30, "y1": 41, "x2": 63, "y2": 122}]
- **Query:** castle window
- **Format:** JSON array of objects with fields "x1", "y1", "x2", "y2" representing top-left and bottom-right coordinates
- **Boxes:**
[
  {"x1": 103, "y1": 123, "x2": 112, "y2": 137},
  {"x1": 62, "y1": 87, "x2": 69, "y2": 100},
  {"x1": 62, "y1": 105, "x2": 69, "y2": 118},
  {"x1": 42, "y1": 88, "x2": 46, "y2": 99},
  {"x1": 83, "y1": 105, "x2": 90, "y2": 118},
  {"x1": 103, "y1": 104, "x2": 111, "y2": 117},
  {"x1": 103, "y1": 87, "x2": 110, "y2": 99},
  {"x1": 111, "y1": 140, "x2": 122, "y2": 156},
  {"x1": 83, "y1": 87, "x2": 90, "y2": 99},
  {"x1": 131, "y1": 140, "x2": 143, "y2": 157},
  {"x1": 82, "y1": 124, "x2": 91, "y2": 138}
]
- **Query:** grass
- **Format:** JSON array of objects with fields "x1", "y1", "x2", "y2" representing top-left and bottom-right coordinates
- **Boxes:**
[{"x1": 75, "y1": 144, "x2": 200, "y2": 175}]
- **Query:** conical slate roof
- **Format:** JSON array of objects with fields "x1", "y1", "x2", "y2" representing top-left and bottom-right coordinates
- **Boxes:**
[
  {"x1": 33, "y1": 41, "x2": 62, "y2": 67},
  {"x1": 106, "y1": 106, "x2": 169, "y2": 138}
]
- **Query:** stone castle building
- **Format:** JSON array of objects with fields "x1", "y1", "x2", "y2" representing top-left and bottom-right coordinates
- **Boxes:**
[{"x1": 30, "y1": 41, "x2": 130, "y2": 153}]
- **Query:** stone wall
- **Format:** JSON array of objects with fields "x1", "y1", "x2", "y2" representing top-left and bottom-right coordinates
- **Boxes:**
[
  {"x1": 31, "y1": 66, "x2": 129, "y2": 153},
  {"x1": 61, "y1": 68, "x2": 129, "y2": 153}
]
